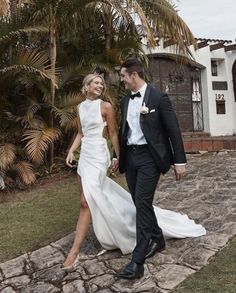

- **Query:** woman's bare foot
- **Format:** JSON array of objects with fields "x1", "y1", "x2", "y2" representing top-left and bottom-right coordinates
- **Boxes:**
[
  {"x1": 96, "y1": 249, "x2": 108, "y2": 256},
  {"x1": 63, "y1": 251, "x2": 79, "y2": 271}
]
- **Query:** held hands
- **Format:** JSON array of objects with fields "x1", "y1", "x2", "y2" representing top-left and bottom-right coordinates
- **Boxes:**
[
  {"x1": 111, "y1": 158, "x2": 119, "y2": 173},
  {"x1": 66, "y1": 152, "x2": 75, "y2": 168},
  {"x1": 174, "y1": 165, "x2": 186, "y2": 181}
]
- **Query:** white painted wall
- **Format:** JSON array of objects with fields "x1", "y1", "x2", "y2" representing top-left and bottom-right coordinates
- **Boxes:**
[{"x1": 193, "y1": 44, "x2": 236, "y2": 135}]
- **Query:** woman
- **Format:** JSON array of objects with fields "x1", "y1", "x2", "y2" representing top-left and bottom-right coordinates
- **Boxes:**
[{"x1": 63, "y1": 73, "x2": 206, "y2": 270}]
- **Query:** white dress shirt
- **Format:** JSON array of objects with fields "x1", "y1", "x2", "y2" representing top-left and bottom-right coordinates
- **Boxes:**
[
  {"x1": 127, "y1": 83, "x2": 147, "y2": 145},
  {"x1": 126, "y1": 83, "x2": 186, "y2": 166}
]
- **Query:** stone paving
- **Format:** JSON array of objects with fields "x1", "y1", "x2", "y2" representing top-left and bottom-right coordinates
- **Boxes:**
[{"x1": 0, "y1": 151, "x2": 236, "y2": 293}]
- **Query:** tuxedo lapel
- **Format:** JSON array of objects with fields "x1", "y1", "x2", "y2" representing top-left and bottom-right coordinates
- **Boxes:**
[
  {"x1": 140, "y1": 85, "x2": 151, "y2": 124},
  {"x1": 143, "y1": 85, "x2": 151, "y2": 106},
  {"x1": 122, "y1": 96, "x2": 129, "y2": 135}
]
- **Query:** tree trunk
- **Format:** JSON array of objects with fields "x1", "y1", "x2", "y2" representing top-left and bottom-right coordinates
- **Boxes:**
[
  {"x1": 8, "y1": 0, "x2": 18, "y2": 63},
  {"x1": 0, "y1": 0, "x2": 9, "y2": 16},
  {"x1": 103, "y1": 4, "x2": 112, "y2": 84},
  {"x1": 49, "y1": 5, "x2": 57, "y2": 166}
]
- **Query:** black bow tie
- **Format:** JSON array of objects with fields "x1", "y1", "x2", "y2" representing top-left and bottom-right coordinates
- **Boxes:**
[{"x1": 130, "y1": 91, "x2": 141, "y2": 100}]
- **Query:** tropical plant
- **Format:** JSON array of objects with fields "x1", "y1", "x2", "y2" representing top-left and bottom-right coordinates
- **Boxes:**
[
  {"x1": 0, "y1": 0, "x2": 196, "y2": 189},
  {"x1": 0, "y1": 49, "x2": 61, "y2": 188},
  {"x1": 0, "y1": 3, "x2": 60, "y2": 188}
]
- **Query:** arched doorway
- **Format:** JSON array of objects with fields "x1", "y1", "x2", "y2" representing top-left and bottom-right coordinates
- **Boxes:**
[
  {"x1": 232, "y1": 60, "x2": 236, "y2": 101},
  {"x1": 148, "y1": 55, "x2": 204, "y2": 132}
]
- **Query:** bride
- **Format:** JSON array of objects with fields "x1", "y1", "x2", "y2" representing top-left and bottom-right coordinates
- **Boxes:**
[{"x1": 63, "y1": 73, "x2": 206, "y2": 270}]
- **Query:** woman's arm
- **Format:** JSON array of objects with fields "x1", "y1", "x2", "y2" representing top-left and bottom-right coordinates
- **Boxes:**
[
  {"x1": 102, "y1": 101, "x2": 120, "y2": 170},
  {"x1": 66, "y1": 114, "x2": 83, "y2": 167}
]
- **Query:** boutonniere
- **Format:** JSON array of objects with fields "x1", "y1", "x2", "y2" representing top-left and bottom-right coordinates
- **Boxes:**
[{"x1": 140, "y1": 102, "x2": 149, "y2": 114}]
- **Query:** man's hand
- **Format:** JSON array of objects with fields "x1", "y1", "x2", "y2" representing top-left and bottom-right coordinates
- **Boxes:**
[
  {"x1": 111, "y1": 158, "x2": 119, "y2": 173},
  {"x1": 174, "y1": 165, "x2": 186, "y2": 181}
]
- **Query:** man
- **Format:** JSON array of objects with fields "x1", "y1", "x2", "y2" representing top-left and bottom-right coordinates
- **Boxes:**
[{"x1": 115, "y1": 58, "x2": 186, "y2": 279}]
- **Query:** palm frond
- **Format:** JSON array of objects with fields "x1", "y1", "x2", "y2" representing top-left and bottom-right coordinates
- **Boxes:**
[
  {"x1": 25, "y1": 99, "x2": 42, "y2": 119},
  {"x1": 0, "y1": 50, "x2": 59, "y2": 87},
  {"x1": 12, "y1": 161, "x2": 36, "y2": 185},
  {"x1": 129, "y1": 0, "x2": 196, "y2": 55},
  {"x1": 53, "y1": 106, "x2": 77, "y2": 130},
  {"x1": 6, "y1": 111, "x2": 45, "y2": 129},
  {"x1": 58, "y1": 62, "x2": 85, "y2": 88},
  {"x1": 56, "y1": 92, "x2": 83, "y2": 108},
  {"x1": 0, "y1": 26, "x2": 48, "y2": 45},
  {"x1": 23, "y1": 128, "x2": 61, "y2": 164},
  {"x1": 13, "y1": 49, "x2": 49, "y2": 68},
  {"x1": 89, "y1": 61, "x2": 114, "y2": 74},
  {"x1": 0, "y1": 143, "x2": 16, "y2": 170},
  {"x1": 99, "y1": 1, "x2": 133, "y2": 25},
  {"x1": 50, "y1": 91, "x2": 82, "y2": 130},
  {"x1": 6, "y1": 97, "x2": 42, "y2": 127}
]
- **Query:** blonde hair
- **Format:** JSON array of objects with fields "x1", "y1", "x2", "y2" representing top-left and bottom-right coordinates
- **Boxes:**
[{"x1": 81, "y1": 73, "x2": 107, "y2": 96}]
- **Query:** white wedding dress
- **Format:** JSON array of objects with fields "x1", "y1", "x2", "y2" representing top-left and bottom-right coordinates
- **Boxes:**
[{"x1": 77, "y1": 98, "x2": 206, "y2": 254}]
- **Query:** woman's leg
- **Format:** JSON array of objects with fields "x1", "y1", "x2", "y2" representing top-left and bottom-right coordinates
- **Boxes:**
[{"x1": 63, "y1": 175, "x2": 92, "y2": 267}]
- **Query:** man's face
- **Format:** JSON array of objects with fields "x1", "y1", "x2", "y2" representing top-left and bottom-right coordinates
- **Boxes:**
[{"x1": 120, "y1": 67, "x2": 135, "y2": 91}]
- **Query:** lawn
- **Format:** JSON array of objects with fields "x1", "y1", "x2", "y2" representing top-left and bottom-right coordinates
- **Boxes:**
[{"x1": 0, "y1": 174, "x2": 80, "y2": 263}]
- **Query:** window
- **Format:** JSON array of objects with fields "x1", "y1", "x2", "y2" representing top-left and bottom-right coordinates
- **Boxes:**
[
  {"x1": 212, "y1": 81, "x2": 228, "y2": 90},
  {"x1": 216, "y1": 100, "x2": 225, "y2": 114},
  {"x1": 211, "y1": 60, "x2": 218, "y2": 76}
]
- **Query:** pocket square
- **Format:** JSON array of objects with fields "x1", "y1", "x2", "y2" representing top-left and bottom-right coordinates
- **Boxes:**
[{"x1": 150, "y1": 109, "x2": 156, "y2": 113}]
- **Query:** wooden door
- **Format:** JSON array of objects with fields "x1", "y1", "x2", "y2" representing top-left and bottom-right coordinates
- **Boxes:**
[{"x1": 149, "y1": 57, "x2": 194, "y2": 132}]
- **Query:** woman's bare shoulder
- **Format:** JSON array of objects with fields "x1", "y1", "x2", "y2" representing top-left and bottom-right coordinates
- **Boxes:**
[{"x1": 101, "y1": 100, "x2": 114, "y2": 111}]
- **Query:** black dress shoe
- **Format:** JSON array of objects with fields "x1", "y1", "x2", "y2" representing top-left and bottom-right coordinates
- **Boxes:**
[
  {"x1": 117, "y1": 261, "x2": 144, "y2": 279},
  {"x1": 145, "y1": 239, "x2": 166, "y2": 259}
]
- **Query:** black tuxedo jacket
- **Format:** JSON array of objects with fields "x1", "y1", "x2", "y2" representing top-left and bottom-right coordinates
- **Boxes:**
[{"x1": 118, "y1": 85, "x2": 186, "y2": 174}]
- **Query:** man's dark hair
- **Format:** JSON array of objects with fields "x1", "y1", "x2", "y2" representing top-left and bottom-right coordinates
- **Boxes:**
[{"x1": 121, "y1": 58, "x2": 144, "y2": 79}]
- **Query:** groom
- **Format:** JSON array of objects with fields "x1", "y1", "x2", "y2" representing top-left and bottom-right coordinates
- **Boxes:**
[{"x1": 115, "y1": 58, "x2": 186, "y2": 279}]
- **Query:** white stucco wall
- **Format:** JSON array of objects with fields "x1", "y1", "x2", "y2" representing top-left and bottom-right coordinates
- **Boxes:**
[{"x1": 193, "y1": 44, "x2": 236, "y2": 136}]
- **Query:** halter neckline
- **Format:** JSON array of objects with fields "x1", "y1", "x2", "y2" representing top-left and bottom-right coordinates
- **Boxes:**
[{"x1": 86, "y1": 97, "x2": 100, "y2": 102}]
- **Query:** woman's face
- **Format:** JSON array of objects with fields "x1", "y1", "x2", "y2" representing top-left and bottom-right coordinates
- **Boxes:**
[{"x1": 86, "y1": 77, "x2": 104, "y2": 98}]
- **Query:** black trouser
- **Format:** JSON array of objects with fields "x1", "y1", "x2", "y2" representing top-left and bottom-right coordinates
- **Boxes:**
[{"x1": 125, "y1": 145, "x2": 164, "y2": 264}]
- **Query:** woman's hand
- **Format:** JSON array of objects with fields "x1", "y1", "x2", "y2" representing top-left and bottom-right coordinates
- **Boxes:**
[
  {"x1": 66, "y1": 152, "x2": 75, "y2": 168},
  {"x1": 112, "y1": 158, "x2": 119, "y2": 173}
]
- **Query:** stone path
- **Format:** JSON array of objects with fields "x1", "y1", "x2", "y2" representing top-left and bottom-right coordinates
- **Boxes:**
[{"x1": 0, "y1": 151, "x2": 236, "y2": 292}]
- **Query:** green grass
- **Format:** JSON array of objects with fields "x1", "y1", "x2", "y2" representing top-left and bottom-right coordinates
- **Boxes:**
[
  {"x1": 0, "y1": 176, "x2": 80, "y2": 263},
  {"x1": 0, "y1": 173, "x2": 128, "y2": 263},
  {"x1": 173, "y1": 236, "x2": 236, "y2": 293}
]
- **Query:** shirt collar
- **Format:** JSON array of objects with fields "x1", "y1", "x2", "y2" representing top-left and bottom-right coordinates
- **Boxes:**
[{"x1": 131, "y1": 83, "x2": 147, "y2": 98}]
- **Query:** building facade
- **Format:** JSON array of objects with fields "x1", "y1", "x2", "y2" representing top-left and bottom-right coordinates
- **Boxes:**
[{"x1": 144, "y1": 38, "x2": 236, "y2": 137}]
